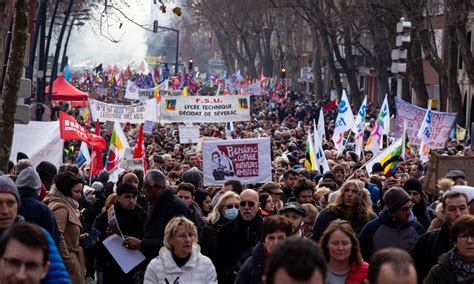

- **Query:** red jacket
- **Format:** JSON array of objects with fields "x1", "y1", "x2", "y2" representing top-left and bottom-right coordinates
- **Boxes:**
[{"x1": 345, "y1": 262, "x2": 369, "y2": 284}]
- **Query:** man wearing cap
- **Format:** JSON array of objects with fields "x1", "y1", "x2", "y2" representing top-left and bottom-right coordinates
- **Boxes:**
[
  {"x1": 94, "y1": 182, "x2": 147, "y2": 283},
  {"x1": 0, "y1": 176, "x2": 23, "y2": 238},
  {"x1": 15, "y1": 167, "x2": 60, "y2": 245},
  {"x1": 278, "y1": 202, "x2": 306, "y2": 238},
  {"x1": 444, "y1": 170, "x2": 466, "y2": 185},
  {"x1": 358, "y1": 187, "x2": 425, "y2": 260}
]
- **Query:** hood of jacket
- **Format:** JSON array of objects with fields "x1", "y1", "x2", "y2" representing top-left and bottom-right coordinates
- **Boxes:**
[{"x1": 378, "y1": 208, "x2": 415, "y2": 229}]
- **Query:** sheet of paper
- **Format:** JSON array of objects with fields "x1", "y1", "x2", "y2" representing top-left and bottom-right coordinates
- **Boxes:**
[{"x1": 103, "y1": 234, "x2": 146, "y2": 274}]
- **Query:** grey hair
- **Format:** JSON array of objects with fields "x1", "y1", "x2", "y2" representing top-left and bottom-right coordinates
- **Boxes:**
[{"x1": 144, "y1": 169, "x2": 167, "y2": 189}]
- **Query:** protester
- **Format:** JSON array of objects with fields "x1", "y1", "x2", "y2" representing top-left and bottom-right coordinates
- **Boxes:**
[
  {"x1": 0, "y1": 176, "x2": 22, "y2": 238},
  {"x1": 194, "y1": 189, "x2": 212, "y2": 217},
  {"x1": 0, "y1": 222, "x2": 51, "y2": 284},
  {"x1": 358, "y1": 187, "x2": 425, "y2": 260},
  {"x1": 46, "y1": 171, "x2": 86, "y2": 284},
  {"x1": 403, "y1": 178, "x2": 434, "y2": 230},
  {"x1": 215, "y1": 189, "x2": 262, "y2": 283},
  {"x1": 259, "y1": 182, "x2": 284, "y2": 211},
  {"x1": 312, "y1": 180, "x2": 375, "y2": 241},
  {"x1": 263, "y1": 238, "x2": 327, "y2": 284},
  {"x1": 235, "y1": 215, "x2": 292, "y2": 284},
  {"x1": 144, "y1": 216, "x2": 217, "y2": 283},
  {"x1": 411, "y1": 191, "x2": 470, "y2": 281},
  {"x1": 278, "y1": 202, "x2": 306, "y2": 238},
  {"x1": 199, "y1": 191, "x2": 239, "y2": 263},
  {"x1": 176, "y1": 182, "x2": 205, "y2": 230},
  {"x1": 301, "y1": 203, "x2": 319, "y2": 238},
  {"x1": 281, "y1": 169, "x2": 298, "y2": 201},
  {"x1": 259, "y1": 193, "x2": 275, "y2": 216},
  {"x1": 425, "y1": 215, "x2": 474, "y2": 284},
  {"x1": 319, "y1": 220, "x2": 369, "y2": 283},
  {"x1": 93, "y1": 182, "x2": 146, "y2": 283},
  {"x1": 293, "y1": 178, "x2": 316, "y2": 205},
  {"x1": 138, "y1": 170, "x2": 191, "y2": 261},
  {"x1": 368, "y1": 248, "x2": 417, "y2": 284},
  {"x1": 16, "y1": 167, "x2": 61, "y2": 246}
]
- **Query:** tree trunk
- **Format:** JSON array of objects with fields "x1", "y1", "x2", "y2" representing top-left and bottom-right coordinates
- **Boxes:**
[
  {"x1": 446, "y1": 17, "x2": 465, "y2": 125},
  {"x1": 409, "y1": 37, "x2": 429, "y2": 107},
  {"x1": 0, "y1": 0, "x2": 29, "y2": 172},
  {"x1": 311, "y1": 27, "x2": 324, "y2": 100}
]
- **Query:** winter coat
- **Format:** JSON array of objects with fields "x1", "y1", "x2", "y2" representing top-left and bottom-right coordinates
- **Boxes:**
[
  {"x1": 235, "y1": 242, "x2": 266, "y2": 284},
  {"x1": 141, "y1": 189, "x2": 191, "y2": 260},
  {"x1": 411, "y1": 222, "x2": 453, "y2": 283},
  {"x1": 19, "y1": 187, "x2": 61, "y2": 246},
  {"x1": 41, "y1": 228, "x2": 72, "y2": 284},
  {"x1": 425, "y1": 251, "x2": 458, "y2": 284},
  {"x1": 345, "y1": 262, "x2": 369, "y2": 284},
  {"x1": 412, "y1": 204, "x2": 435, "y2": 230},
  {"x1": 144, "y1": 245, "x2": 217, "y2": 284},
  {"x1": 215, "y1": 213, "x2": 263, "y2": 284},
  {"x1": 47, "y1": 187, "x2": 85, "y2": 284},
  {"x1": 358, "y1": 208, "x2": 425, "y2": 260},
  {"x1": 199, "y1": 216, "x2": 230, "y2": 264},
  {"x1": 365, "y1": 183, "x2": 379, "y2": 205},
  {"x1": 312, "y1": 208, "x2": 374, "y2": 241},
  {"x1": 93, "y1": 202, "x2": 147, "y2": 283}
]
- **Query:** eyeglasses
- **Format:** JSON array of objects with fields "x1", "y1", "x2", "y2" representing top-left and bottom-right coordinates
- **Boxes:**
[
  {"x1": 2, "y1": 257, "x2": 44, "y2": 273},
  {"x1": 226, "y1": 204, "x2": 240, "y2": 209},
  {"x1": 240, "y1": 201, "x2": 256, "y2": 208},
  {"x1": 458, "y1": 233, "x2": 474, "y2": 241}
]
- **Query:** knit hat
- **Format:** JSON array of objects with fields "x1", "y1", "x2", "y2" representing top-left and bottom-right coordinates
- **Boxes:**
[
  {"x1": 16, "y1": 152, "x2": 29, "y2": 162},
  {"x1": 403, "y1": 178, "x2": 423, "y2": 195},
  {"x1": 383, "y1": 187, "x2": 411, "y2": 213},
  {"x1": 16, "y1": 167, "x2": 42, "y2": 195},
  {"x1": 371, "y1": 163, "x2": 384, "y2": 174},
  {"x1": 116, "y1": 182, "x2": 139, "y2": 195},
  {"x1": 122, "y1": 173, "x2": 139, "y2": 184},
  {"x1": 0, "y1": 176, "x2": 20, "y2": 206},
  {"x1": 279, "y1": 202, "x2": 306, "y2": 217},
  {"x1": 322, "y1": 171, "x2": 336, "y2": 182},
  {"x1": 36, "y1": 161, "x2": 57, "y2": 191}
]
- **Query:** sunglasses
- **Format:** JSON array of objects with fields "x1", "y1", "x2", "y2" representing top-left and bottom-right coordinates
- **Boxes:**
[
  {"x1": 226, "y1": 204, "x2": 240, "y2": 209},
  {"x1": 240, "y1": 201, "x2": 256, "y2": 208}
]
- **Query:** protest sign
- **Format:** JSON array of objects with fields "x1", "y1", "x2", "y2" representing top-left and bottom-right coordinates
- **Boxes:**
[
  {"x1": 202, "y1": 137, "x2": 271, "y2": 186},
  {"x1": 226, "y1": 80, "x2": 241, "y2": 95},
  {"x1": 395, "y1": 98, "x2": 457, "y2": 149},
  {"x1": 103, "y1": 234, "x2": 146, "y2": 274},
  {"x1": 241, "y1": 81, "x2": 262, "y2": 96},
  {"x1": 118, "y1": 158, "x2": 145, "y2": 171},
  {"x1": 124, "y1": 80, "x2": 155, "y2": 102},
  {"x1": 89, "y1": 98, "x2": 159, "y2": 124},
  {"x1": 179, "y1": 125, "x2": 200, "y2": 144},
  {"x1": 160, "y1": 96, "x2": 250, "y2": 123},
  {"x1": 423, "y1": 153, "x2": 474, "y2": 194},
  {"x1": 107, "y1": 206, "x2": 123, "y2": 237},
  {"x1": 143, "y1": 120, "x2": 153, "y2": 134},
  {"x1": 10, "y1": 121, "x2": 63, "y2": 169}
]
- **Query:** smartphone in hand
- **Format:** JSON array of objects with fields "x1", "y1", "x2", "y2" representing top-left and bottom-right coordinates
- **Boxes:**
[{"x1": 83, "y1": 228, "x2": 101, "y2": 248}]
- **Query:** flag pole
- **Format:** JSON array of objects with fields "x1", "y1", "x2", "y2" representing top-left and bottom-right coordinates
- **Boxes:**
[{"x1": 89, "y1": 160, "x2": 93, "y2": 186}]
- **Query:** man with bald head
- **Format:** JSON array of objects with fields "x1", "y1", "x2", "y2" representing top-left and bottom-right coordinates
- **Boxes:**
[{"x1": 215, "y1": 189, "x2": 263, "y2": 283}]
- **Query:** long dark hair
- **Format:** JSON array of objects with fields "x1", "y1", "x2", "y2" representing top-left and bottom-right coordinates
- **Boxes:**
[{"x1": 54, "y1": 171, "x2": 84, "y2": 197}]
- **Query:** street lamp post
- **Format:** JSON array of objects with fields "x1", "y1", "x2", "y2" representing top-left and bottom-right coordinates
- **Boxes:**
[{"x1": 391, "y1": 17, "x2": 411, "y2": 100}]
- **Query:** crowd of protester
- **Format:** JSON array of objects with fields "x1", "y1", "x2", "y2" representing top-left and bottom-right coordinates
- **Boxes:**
[{"x1": 0, "y1": 83, "x2": 473, "y2": 284}]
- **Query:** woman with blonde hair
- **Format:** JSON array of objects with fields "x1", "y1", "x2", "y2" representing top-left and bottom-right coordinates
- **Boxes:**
[
  {"x1": 199, "y1": 191, "x2": 240, "y2": 263},
  {"x1": 312, "y1": 180, "x2": 376, "y2": 241},
  {"x1": 144, "y1": 217, "x2": 217, "y2": 283},
  {"x1": 320, "y1": 220, "x2": 368, "y2": 283}
]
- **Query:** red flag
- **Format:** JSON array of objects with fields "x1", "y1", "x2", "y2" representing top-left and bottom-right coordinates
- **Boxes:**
[
  {"x1": 133, "y1": 124, "x2": 147, "y2": 173},
  {"x1": 90, "y1": 120, "x2": 104, "y2": 176},
  {"x1": 323, "y1": 99, "x2": 337, "y2": 111},
  {"x1": 59, "y1": 112, "x2": 106, "y2": 149}
]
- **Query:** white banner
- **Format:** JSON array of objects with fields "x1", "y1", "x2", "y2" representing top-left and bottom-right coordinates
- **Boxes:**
[
  {"x1": 179, "y1": 125, "x2": 200, "y2": 144},
  {"x1": 10, "y1": 121, "x2": 63, "y2": 169},
  {"x1": 226, "y1": 80, "x2": 241, "y2": 95},
  {"x1": 124, "y1": 81, "x2": 155, "y2": 102},
  {"x1": 160, "y1": 96, "x2": 250, "y2": 123},
  {"x1": 395, "y1": 98, "x2": 457, "y2": 149},
  {"x1": 241, "y1": 81, "x2": 262, "y2": 96},
  {"x1": 89, "y1": 98, "x2": 159, "y2": 124},
  {"x1": 202, "y1": 137, "x2": 271, "y2": 186}
]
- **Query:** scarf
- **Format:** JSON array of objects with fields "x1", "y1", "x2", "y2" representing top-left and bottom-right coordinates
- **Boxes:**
[{"x1": 448, "y1": 248, "x2": 474, "y2": 282}]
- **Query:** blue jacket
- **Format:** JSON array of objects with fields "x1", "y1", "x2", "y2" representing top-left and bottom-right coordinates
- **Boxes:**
[
  {"x1": 19, "y1": 188, "x2": 61, "y2": 245},
  {"x1": 366, "y1": 183, "x2": 380, "y2": 205},
  {"x1": 41, "y1": 229, "x2": 71, "y2": 284},
  {"x1": 358, "y1": 209, "x2": 425, "y2": 260}
]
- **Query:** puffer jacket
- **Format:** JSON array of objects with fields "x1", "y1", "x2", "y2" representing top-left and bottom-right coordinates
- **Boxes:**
[
  {"x1": 144, "y1": 244, "x2": 217, "y2": 284},
  {"x1": 345, "y1": 262, "x2": 369, "y2": 284},
  {"x1": 41, "y1": 229, "x2": 72, "y2": 284}
]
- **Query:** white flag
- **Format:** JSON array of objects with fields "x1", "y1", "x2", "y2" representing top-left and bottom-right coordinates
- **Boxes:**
[
  {"x1": 332, "y1": 90, "x2": 355, "y2": 153},
  {"x1": 314, "y1": 130, "x2": 330, "y2": 174},
  {"x1": 365, "y1": 94, "x2": 390, "y2": 154},
  {"x1": 417, "y1": 103, "x2": 432, "y2": 163},
  {"x1": 352, "y1": 96, "x2": 367, "y2": 158},
  {"x1": 317, "y1": 109, "x2": 326, "y2": 142},
  {"x1": 124, "y1": 80, "x2": 139, "y2": 100},
  {"x1": 380, "y1": 94, "x2": 390, "y2": 135}
]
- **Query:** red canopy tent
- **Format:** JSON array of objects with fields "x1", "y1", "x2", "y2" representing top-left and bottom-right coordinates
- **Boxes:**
[{"x1": 46, "y1": 75, "x2": 89, "y2": 106}]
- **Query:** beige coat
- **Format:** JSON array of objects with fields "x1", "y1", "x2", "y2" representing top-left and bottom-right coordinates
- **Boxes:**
[{"x1": 47, "y1": 187, "x2": 85, "y2": 284}]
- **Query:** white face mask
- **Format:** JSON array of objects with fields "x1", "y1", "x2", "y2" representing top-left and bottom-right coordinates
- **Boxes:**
[{"x1": 224, "y1": 208, "x2": 239, "y2": 220}]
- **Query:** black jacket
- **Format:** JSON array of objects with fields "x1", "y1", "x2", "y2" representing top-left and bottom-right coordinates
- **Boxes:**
[
  {"x1": 425, "y1": 251, "x2": 458, "y2": 284},
  {"x1": 235, "y1": 242, "x2": 266, "y2": 284},
  {"x1": 312, "y1": 208, "x2": 372, "y2": 241},
  {"x1": 199, "y1": 216, "x2": 231, "y2": 264},
  {"x1": 141, "y1": 189, "x2": 191, "y2": 260},
  {"x1": 411, "y1": 222, "x2": 453, "y2": 283},
  {"x1": 215, "y1": 213, "x2": 263, "y2": 284},
  {"x1": 18, "y1": 187, "x2": 61, "y2": 246},
  {"x1": 94, "y1": 202, "x2": 147, "y2": 283}
]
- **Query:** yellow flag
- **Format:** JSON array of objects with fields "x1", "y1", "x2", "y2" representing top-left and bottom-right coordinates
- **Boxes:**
[{"x1": 182, "y1": 86, "x2": 189, "y2": 96}]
